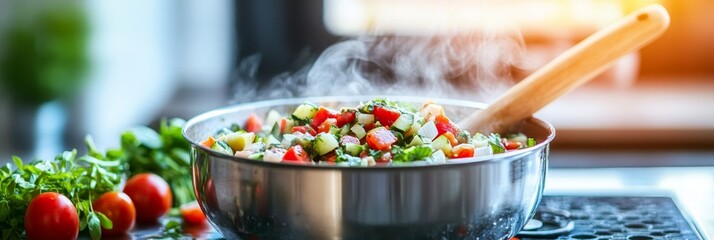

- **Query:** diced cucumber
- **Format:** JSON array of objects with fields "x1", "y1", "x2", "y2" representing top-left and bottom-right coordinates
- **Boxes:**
[
  {"x1": 404, "y1": 119, "x2": 422, "y2": 137},
  {"x1": 431, "y1": 150, "x2": 446, "y2": 164},
  {"x1": 295, "y1": 134, "x2": 314, "y2": 149},
  {"x1": 475, "y1": 145, "x2": 493, "y2": 156},
  {"x1": 264, "y1": 110, "x2": 282, "y2": 130},
  {"x1": 507, "y1": 133, "x2": 528, "y2": 146},
  {"x1": 315, "y1": 133, "x2": 339, "y2": 156},
  {"x1": 340, "y1": 124, "x2": 351, "y2": 136},
  {"x1": 351, "y1": 124, "x2": 367, "y2": 139},
  {"x1": 407, "y1": 135, "x2": 424, "y2": 147},
  {"x1": 329, "y1": 125, "x2": 341, "y2": 136},
  {"x1": 457, "y1": 130, "x2": 471, "y2": 144},
  {"x1": 269, "y1": 122, "x2": 281, "y2": 140},
  {"x1": 263, "y1": 148, "x2": 286, "y2": 162},
  {"x1": 472, "y1": 132, "x2": 488, "y2": 147},
  {"x1": 262, "y1": 135, "x2": 280, "y2": 146},
  {"x1": 292, "y1": 103, "x2": 318, "y2": 121},
  {"x1": 281, "y1": 134, "x2": 297, "y2": 148},
  {"x1": 356, "y1": 113, "x2": 374, "y2": 125},
  {"x1": 211, "y1": 141, "x2": 234, "y2": 156},
  {"x1": 244, "y1": 142, "x2": 266, "y2": 152},
  {"x1": 390, "y1": 113, "x2": 414, "y2": 132},
  {"x1": 248, "y1": 152, "x2": 264, "y2": 160},
  {"x1": 417, "y1": 121, "x2": 438, "y2": 140},
  {"x1": 343, "y1": 143, "x2": 364, "y2": 156},
  {"x1": 222, "y1": 132, "x2": 255, "y2": 151},
  {"x1": 432, "y1": 135, "x2": 452, "y2": 157}
]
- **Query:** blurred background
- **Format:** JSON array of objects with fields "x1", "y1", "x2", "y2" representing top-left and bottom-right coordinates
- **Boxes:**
[{"x1": 0, "y1": 0, "x2": 712, "y2": 166}]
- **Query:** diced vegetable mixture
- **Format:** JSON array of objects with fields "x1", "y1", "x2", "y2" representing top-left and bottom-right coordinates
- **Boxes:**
[{"x1": 201, "y1": 99, "x2": 537, "y2": 166}]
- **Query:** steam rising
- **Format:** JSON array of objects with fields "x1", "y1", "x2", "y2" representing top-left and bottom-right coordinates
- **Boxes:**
[{"x1": 231, "y1": 11, "x2": 527, "y2": 104}]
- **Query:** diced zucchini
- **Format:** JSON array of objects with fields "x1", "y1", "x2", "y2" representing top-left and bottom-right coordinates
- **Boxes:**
[
  {"x1": 343, "y1": 143, "x2": 364, "y2": 156},
  {"x1": 407, "y1": 135, "x2": 424, "y2": 147},
  {"x1": 222, "y1": 132, "x2": 255, "y2": 151},
  {"x1": 315, "y1": 133, "x2": 339, "y2": 156},
  {"x1": 472, "y1": 132, "x2": 488, "y2": 147},
  {"x1": 292, "y1": 103, "x2": 318, "y2": 121},
  {"x1": 264, "y1": 110, "x2": 282, "y2": 130},
  {"x1": 356, "y1": 113, "x2": 375, "y2": 125},
  {"x1": 390, "y1": 113, "x2": 414, "y2": 132},
  {"x1": 351, "y1": 124, "x2": 367, "y2": 139},
  {"x1": 417, "y1": 121, "x2": 438, "y2": 140},
  {"x1": 431, "y1": 135, "x2": 452, "y2": 157},
  {"x1": 211, "y1": 141, "x2": 234, "y2": 156}
]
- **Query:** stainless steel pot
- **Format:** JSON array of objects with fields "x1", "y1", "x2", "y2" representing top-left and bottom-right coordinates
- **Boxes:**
[{"x1": 183, "y1": 96, "x2": 555, "y2": 239}]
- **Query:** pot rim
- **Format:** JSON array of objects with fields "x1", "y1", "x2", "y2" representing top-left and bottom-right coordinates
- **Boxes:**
[{"x1": 183, "y1": 95, "x2": 555, "y2": 170}]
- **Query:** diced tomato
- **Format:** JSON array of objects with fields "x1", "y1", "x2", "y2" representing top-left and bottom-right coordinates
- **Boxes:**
[
  {"x1": 335, "y1": 110, "x2": 356, "y2": 127},
  {"x1": 504, "y1": 140, "x2": 522, "y2": 151},
  {"x1": 317, "y1": 118, "x2": 337, "y2": 133},
  {"x1": 323, "y1": 151, "x2": 337, "y2": 162},
  {"x1": 373, "y1": 106, "x2": 401, "y2": 128},
  {"x1": 377, "y1": 152, "x2": 392, "y2": 162},
  {"x1": 292, "y1": 126, "x2": 317, "y2": 136},
  {"x1": 279, "y1": 117, "x2": 289, "y2": 134},
  {"x1": 363, "y1": 122, "x2": 377, "y2": 132},
  {"x1": 311, "y1": 107, "x2": 337, "y2": 128},
  {"x1": 442, "y1": 132, "x2": 459, "y2": 147},
  {"x1": 244, "y1": 114, "x2": 263, "y2": 133},
  {"x1": 180, "y1": 201, "x2": 207, "y2": 225},
  {"x1": 200, "y1": 136, "x2": 216, "y2": 148},
  {"x1": 340, "y1": 135, "x2": 360, "y2": 145},
  {"x1": 434, "y1": 114, "x2": 460, "y2": 137},
  {"x1": 452, "y1": 144, "x2": 475, "y2": 158},
  {"x1": 366, "y1": 127, "x2": 397, "y2": 151},
  {"x1": 283, "y1": 145, "x2": 310, "y2": 162}
]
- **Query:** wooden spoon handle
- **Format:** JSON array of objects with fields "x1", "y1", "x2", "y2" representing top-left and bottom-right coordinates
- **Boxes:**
[{"x1": 459, "y1": 4, "x2": 670, "y2": 134}]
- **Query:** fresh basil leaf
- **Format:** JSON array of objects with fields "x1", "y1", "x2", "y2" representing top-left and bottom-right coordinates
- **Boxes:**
[
  {"x1": 488, "y1": 133, "x2": 505, "y2": 154},
  {"x1": 88, "y1": 212, "x2": 101, "y2": 240},
  {"x1": 95, "y1": 212, "x2": 113, "y2": 230},
  {"x1": 393, "y1": 146, "x2": 432, "y2": 162}
]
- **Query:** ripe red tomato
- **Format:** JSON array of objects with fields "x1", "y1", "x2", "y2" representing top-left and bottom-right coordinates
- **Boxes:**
[
  {"x1": 317, "y1": 118, "x2": 337, "y2": 133},
  {"x1": 504, "y1": 140, "x2": 522, "y2": 150},
  {"x1": 366, "y1": 127, "x2": 397, "y2": 151},
  {"x1": 311, "y1": 107, "x2": 337, "y2": 128},
  {"x1": 451, "y1": 144, "x2": 475, "y2": 158},
  {"x1": 283, "y1": 145, "x2": 310, "y2": 162},
  {"x1": 434, "y1": 114, "x2": 460, "y2": 137},
  {"x1": 376, "y1": 152, "x2": 392, "y2": 162},
  {"x1": 180, "y1": 201, "x2": 207, "y2": 225},
  {"x1": 335, "y1": 110, "x2": 356, "y2": 127},
  {"x1": 24, "y1": 192, "x2": 79, "y2": 240},
  {"x1": 373, "y1": 106, "x2": 401, "y2": 128},
  {"x1": 244, "y1": 114, "x2": 263, "y2": 133},
  {"x1": 292, "y1": 126, "x2": 317, "y2": 136},
  {"x1": 93, "y1": 191, "x2": 136, "y2": 235},
  {"x1": 123, "y1": 173, "x2": 173, "y2": 224}
]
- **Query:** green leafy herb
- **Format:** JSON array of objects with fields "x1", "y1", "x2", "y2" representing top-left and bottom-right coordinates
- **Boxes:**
[
  {"x1": 143, "y1": 220, "x2": 185, "y2": 239},
  {"x1": 0, "y1": 136, "x2": 124, "y2": 240},
  {"x1": 121, "y1": 118, "x2": 194, "y2": 208},
  {"x1": 334, "y1": 149, "x2": 361, "y2": 164},
  {"x1": 527, "y1": 138, "x2": 537, "y2": 147},
  {"x1": 393, "y1": 146, "x2": 432, "y2": 162},
  {"x1": 488, "y1": 133, "x2": 505, "y2": 154}
]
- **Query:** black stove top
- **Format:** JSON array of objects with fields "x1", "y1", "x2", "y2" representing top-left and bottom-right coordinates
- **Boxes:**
[{"x1": 518, "y1": 196, "x2": 705, "y2": 240}]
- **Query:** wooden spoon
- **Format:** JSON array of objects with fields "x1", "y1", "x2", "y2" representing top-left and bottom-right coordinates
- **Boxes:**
[{"x1": 458, "y1": 4, "x2": 670, "y2": 134}]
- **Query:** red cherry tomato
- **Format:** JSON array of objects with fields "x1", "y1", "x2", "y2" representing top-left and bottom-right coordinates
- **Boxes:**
[
  {"x1": 323, "y1": 151, "x2": 338, "y2": 162},
  {"x1": 244, "y1": 114, "x2": 263, "y2": 133},
  {"x1": 373, "y1": 106, "x2": 401, "y2": 128},
  {"x1": 434, "y1": 114, "x2": 460, "y2": 137},
  {"x1": 123, "y1": 173, "x2": 173, "y2": 224},
  {"x1": 311, "y1": 107, "x2": 337, "y2": 128},
  {"x1": 451, "y1": 144, "x2": 475, "y2": 158},
  {"x1": 24, "y1": 192, "x2": 79, "y2": 240},
  {"x1": 93, "y1": 191, "x2": 136, "y2": 235},
  {"x1": 283, "y1": 145, "x2": 310, "y2": 162},
  {"x1": 366, "y1": 127, "x2": 397, "y2": 151},
  {"x1": 292, "y1": 126, "x2": 317, "y2": 136},
  {"x1": 180, "y1": 201, "x2": 207, "y2": 225},
  {"x1": 317, "y1": 118, "x2": 337, "y2": 134},
  {"x1": 335, "y1": 110, "x2": 356, "y2": 127}
]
